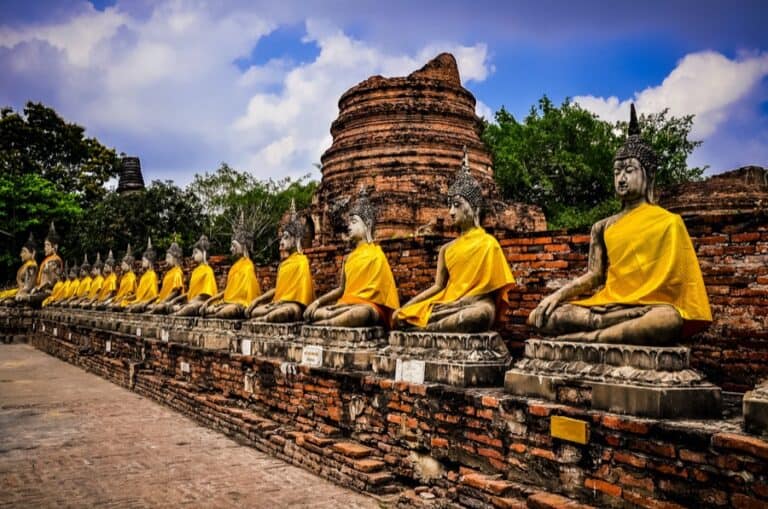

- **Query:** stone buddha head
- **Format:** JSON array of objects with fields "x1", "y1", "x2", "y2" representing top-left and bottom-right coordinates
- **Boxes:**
[
  {"x1": 166, "y1": 242, "x2": 183, "y2": 266},
  {"x1": 142, "y1": 238, "x2": 156, "y2": 269},
  {"x1": 104, "y1": 250, "x2": 115, "y2": 275},
  {"x1": 121, "y1": 244, "x2": 135, "y2": 272},
  {"x1": 92, "y1": 253, "x2": 103, "y2": 277},
  {"x1": 69, "y1": 262, "x2": 78, "y2": 280},
  {"x1": 44, "y1": 221, "x2": 60, "y2": 256},
  {"x1": 231, "y1": 211, "x2": 252, "y2": 258},
  {"x1": 613, "y1": 104, "x2": 658, "y2": 204},
  {"x1": 192, "y1": 235, "x2": 209, "y2": 264},
  {"x1": 347, "y1": 186, "x2": 375, "y2": 243},
  {"x1": 448, "y1": 147, "x2": 483, "y2": 230},
  {"x1": 80, "y1": 254, "x2": 91, "y2": 278},
  {"x1": 20, "y1": 233, "x2": 36, "y2": 262},
  {"x1": 280, "y1": 198, "x2": 304, "y2": 254}
]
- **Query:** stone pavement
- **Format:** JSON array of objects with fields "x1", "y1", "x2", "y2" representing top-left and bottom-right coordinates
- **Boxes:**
[{"x1": 0, "y1": 344, "x2": 382, "y2": 508}]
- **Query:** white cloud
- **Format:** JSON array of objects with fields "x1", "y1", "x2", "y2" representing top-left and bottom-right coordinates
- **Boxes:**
[
  {"x1": 0, "y1": 4, "x2": 492, "y2": 184},
  {"x1": 574, "y1": 51, "x2": 768, "y2": 139}
]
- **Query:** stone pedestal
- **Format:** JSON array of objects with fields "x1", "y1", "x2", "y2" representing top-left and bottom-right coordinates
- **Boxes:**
[
  {"x1": 744, "y1": 382, "x2": 768, "y2": 437},
  {"x1": 372, "y1": 331, "x2": 511, "y2": 387},
  {"x1": 504, "y1": 339, "x2": 722, "y2": 419},
  {"x1": 232, "y1": 321, "x2": 302, "y2": 358},
  {"x1": 286, "y1": 326, "x2": 387, "y2": 370}
]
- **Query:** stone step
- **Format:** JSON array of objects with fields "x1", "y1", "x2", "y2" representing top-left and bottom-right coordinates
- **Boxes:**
[{"x1": 332, "y1": 441, "x2": 375, "y2": 459}]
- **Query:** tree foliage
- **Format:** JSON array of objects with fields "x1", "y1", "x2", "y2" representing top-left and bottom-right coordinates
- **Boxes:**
[{"x1": 482, "y1": 96, "x2": 705, "y2": 229}]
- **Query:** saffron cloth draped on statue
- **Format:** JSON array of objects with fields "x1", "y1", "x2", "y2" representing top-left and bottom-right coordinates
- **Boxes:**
[
  {"x1": 122, "y1": 270, "x2": 158, "y2": 306},
  {"x1": 187, "y1": 264, "x2": 216, "y2": 300},
  {"x1": 75, "y1": 276, "x2": 92, "y2": 298},
  {"x1": 157, "y1": 266, "x2": 184, "y2": 302},
  {"x1": 87, "y1": 275, "x2": 104, "y2": 300},
  {"x1": 337, "y1": 242, "x2": 399, "y2": 324},
  {"x1": 220, "y1": 257, "x2": 260, "y2": 307},
  {"x1": 113, "y1": 272, "x2": 137, "y2": 306},
  {"x1": 0, "y1": 260, "x2": 37, "y2": 299},
  {"x1": 396, "y1": 227, "x2": 516, "y2": 328},
  {"x1": 272, "y1": 252, "x2": 313, "y2": 306},
  {"x1": 42, "y1": 280, "x2": 66, "y2": 306},
  {"x1": 571, "y1": 203, "x2": 712, "y2": 336},
  {"x1": 97, "y1": 273, "x2": 117, "y2": 301}
]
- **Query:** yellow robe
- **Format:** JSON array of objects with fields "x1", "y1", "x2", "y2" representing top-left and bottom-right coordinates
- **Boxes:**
[
  {"x1": 87, "y1": 275, "x2": 105, "y2": 300},
  {"x1": 572, "y1": 203, "x2": 712, "y2": 336},
  {"x1": 76, "y1": 276, "x2": 93, "y2": 298},
  {"x1": 157, "y1": 266, "x2": 184, "y2": 302},
  {"x1": 396, "y1": 227, "x2": 516, "y2": 328},
  {"x1": 273, "y1": 252, "x2": 313, "y2": 306},
  {"x1": 96, "y1": 273, "x2": 118, "y2": 301},
  {"x1": 36, "y1": 254, "x2": 62, "y2": 287},
  {"x1": 0, "y1": 260, "x2": 37, "y2": 298},
  {"x1": 42, "y1": 280, "x2": 66, "y2": 306},
  {"x1": 63, "y1": 279, "x2": 80, "y2": 300},
  {"x1": 337, "y1": 242, "x2": 400, "y2": 324},
  {"x1": 187, "y1": 264, "x2": 217, "y2": 300},
  {"x1": 113, "y1": 272, "x2": 137, "y2": 306},
  {"x1": 221, "y1": 257, "x2": 261, "y2": 307},
  {"x1": 122, "y1": 270, "x2": 158, "y2": 306}
]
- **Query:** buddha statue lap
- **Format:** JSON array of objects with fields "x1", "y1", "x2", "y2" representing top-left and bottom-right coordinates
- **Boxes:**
[
  {"x1": 171, "y1": 235, "x2": 217, "y2": 316},
  {"x1": 303, "y1": 187, "x2": 399, "y2": 328},
  {"x1": 124, "y1": 239, "x2": 160, "y2": 313},
  {"x1": 202, "y1": 214, "x2": 261, "y2": 319},
  {"x1": 247, "y1": 201, "x2": 313, "y2": 323}
]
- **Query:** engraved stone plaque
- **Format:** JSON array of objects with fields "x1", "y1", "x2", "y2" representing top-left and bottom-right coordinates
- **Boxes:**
[
  {"x1": 395, "y1": 359, "x2": 426, "y2": 384},
  {"x1": 53, "y1": 327, "x2": 57, "y2": 337},
  {"x1": 241, "y1": 339, "x2": 252, "y2": 355},
  {"x1": 160, "y1": 329, "x2": 169, "y2": 342},
  {"x1": 180, "y1": 361, "x2": 190, "y2": 374},
  {"x1": 136, "y1": 327, "x2": 142, "y2": 337},
  {"x1": 105, "y1": 340, "x2": 112, "y2": 353},
  {"x1": 301, "y1": 345, "x2": 323, "y2": 368}
]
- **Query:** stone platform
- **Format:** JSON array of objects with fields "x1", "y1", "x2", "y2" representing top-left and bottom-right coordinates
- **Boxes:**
[
  {"x1": 232, "y1": 321, "x2": 302, "y2": 357},
  {"x1": 744, "y1": 382, "x2": 768, "y2": 437},
  {"x1": 372, "y1": 330, "x2": 510, "y2": 387},
  {"x1": 286, "y1": 325, "x2": 387, "y2": 370},
  {"x1": 505, "y1": 339, "x2": 722, "y2": 418}
]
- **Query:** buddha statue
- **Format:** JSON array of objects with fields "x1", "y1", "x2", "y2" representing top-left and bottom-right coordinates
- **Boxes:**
[
  {"x1": 394, "y1": 149, "x2": 516, "y2": 333},
  {"x1": 51, "y1": 262, "x2": 78, "y2": 307},
  {"x1": 103, "y1": 245, "x2": 137, "y2": 310},
  {"x1": 80, "y1": 253, "x2": 105, "y2": 307},
  {"x1": 89, "y1": 250, "x2": 117, "y2": 308},
  {"x1": 42, "y1": 260, "x2": 68, "y2": 307},
  {"x1": 201, "y1": 214, "x2": 261, "y2": 319},
  {"x1": 125, "y1": 238, "x2": 160, "y2": 313},
  {"x1": 24, "y1": 222, "x2": 63, "y2": 307},
  {"x1": 65, "y1": 255, "x2": 92, "y2": 307},
  {"x1": 145, "y1": 241, "x2": 185, "y2": 314},
  {"x1": 528, "y1": 105, "x2": 711, "y2": 345},
  {"x1": 170, "y1": 235, "x2": 217, "y2": 316},
  {"x1": 303, "y1": 187, "x2": 399, "y2": 327},
  {"x1": 246, "y1": 200, "x2": 313, "y2": 322},
  {"x1": 0, "y1": 233, "x2": 38, "y2": 305}
]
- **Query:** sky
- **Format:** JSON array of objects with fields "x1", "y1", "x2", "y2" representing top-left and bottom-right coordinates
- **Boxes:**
[{"x1": 1, "y1": 0, "x2": 766, "y2": 186}]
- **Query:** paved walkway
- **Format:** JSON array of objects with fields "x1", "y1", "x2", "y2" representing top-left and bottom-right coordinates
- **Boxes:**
[{"x1": 0, "y1": 344, "x2": 382, "y2": 508}]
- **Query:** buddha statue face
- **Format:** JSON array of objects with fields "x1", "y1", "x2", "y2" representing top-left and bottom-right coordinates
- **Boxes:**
[
  {"x1": 20, "y1": 246, "x2": 34, "y2": 262},
  {"x1": 141, "y1": 256, "x2": 151, "y2": 269},
  {"x1": 44, "y1": 240, "x2": 56, "y2": 256},
  {"x1": 230, "y1": 240, "x2": 244, "y2": 257},
  {"x1": 192, "y1": 248, "x2": 204, "y2": 264},
  {"x1": 121, "y1": 261, "x2": 131, "y2": 272},
  {"x1": 104, "y1": 263, "x2": 113, "y2": 275},
  {"x1": 91, "y1": 265, "x2": 101, "y2": 277},
  {"x1": 347, "y1": 214, "x2": 370, "y2": 243},
  {"x1": 165, "y1": 252, "x2": 176, "y2": 265},
  {"x1": 449, "y1": 195, "x2": 477, "y2": 230},
  {"x1": 613, "y1": 157, "x2": 646, "y2": 202},
  {"x1": 279, "y1": 231, "x2": 296, "y2": 253},
  {"x1": 80, "y1": 267, "x2": 88, "y2": 278}
]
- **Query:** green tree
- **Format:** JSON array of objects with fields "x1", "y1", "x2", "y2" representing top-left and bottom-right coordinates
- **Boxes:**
[{"x1": 482, "y1": 97, "x2": 704, "y2": 229}]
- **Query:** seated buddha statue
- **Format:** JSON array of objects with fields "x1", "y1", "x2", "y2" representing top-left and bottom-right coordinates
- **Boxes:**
[
  {"x1": 0, "y1": 233, "x2": 38, "y2": 305},
  {"x1": 145, "y1": 242, "x2": 185, "y2": 314},
  {"x1": 102, "y1": 245, "x2": 137, "y2": 310},
  {"x1": 66, "y1": 255, "x2": 92, "y2": 308},
  {"x1": 246, "y1": 200, "x2": 313, "y2": 322},
  {"x1": 24, "y1": 222, "x2": 63, "y2": 307},
  {"x1": 528, "y1": 105, "x2": 712, "y2": 345},
  {"x1": 394, "y1": 149, "x2": 516, "y2": 333},
  {"x1": 51, "y1": 262, "x2": 79, "y2": 307},
  {"x1": 201, "y1": 214, "x2": 261, "y2": 319},
  {"x1": 42, "y1": 260, "x2": 69, "y2": 307},
  {"x1": 88, "y1": 250, "x2": 118, "y2": 308},
  {"x1": 171, "y1": 235, "x2": 218, "y2": 316},
  {"x1": 125, "y1": 238, "x2": 160, "y2": 313},
  {"x1": 303, "y1": 187, "x2": 399, "y2": 328},
  {"x1": 79, "y1": 253, "x2": 105, "y2": 308}
]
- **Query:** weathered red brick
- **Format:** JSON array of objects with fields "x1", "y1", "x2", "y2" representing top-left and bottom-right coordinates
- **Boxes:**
[
  {"x1": 614, "y1": 451, "x2": 647, "y2": 468},
  {"x1": 731, "y1": 493, "x2": 768, "y2": 509},
  {"x1": 712, "y1": 432, "x2": 768, "y2": 460},
  {"x1": 601, "y1": 415, "x2": 652, "y2": 435},
  {"x1": 331, "y1": 442, "x2": 373, "y2": 458},
  {"x1": 585, "y1": 478, "x2": 622, "y2": 497}
]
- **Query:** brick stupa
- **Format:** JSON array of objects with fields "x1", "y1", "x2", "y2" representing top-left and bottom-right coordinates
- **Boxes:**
[{"x1": 308, "y1": 53, "x2": 545, "y2": 245}]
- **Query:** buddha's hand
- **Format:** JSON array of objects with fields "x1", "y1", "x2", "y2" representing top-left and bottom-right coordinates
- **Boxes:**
[
  {"x1": 529, "y1": 292, "x2": 562, "y2": 329},
  {"x1": 303, "y1": 300, "x2": 319, "y2": 321}
]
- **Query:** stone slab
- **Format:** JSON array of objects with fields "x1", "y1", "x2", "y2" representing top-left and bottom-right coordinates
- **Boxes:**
[
  {"x1": 744, "y1": 388, "x2": 768, "y2": 437},
  {"x1": 232, "y1": 322, "x2": 303, "y2": 358},
  {"x1": 286, "y1": 326, "x2": 387, "y2": 370}
]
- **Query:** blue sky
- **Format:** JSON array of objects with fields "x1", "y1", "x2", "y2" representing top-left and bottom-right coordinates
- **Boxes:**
[{"x1": 0, "y1": 0, "x2": 766, "y2": 185}]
